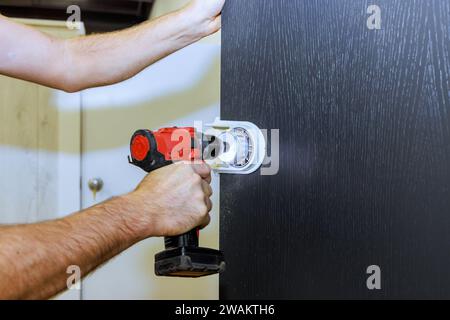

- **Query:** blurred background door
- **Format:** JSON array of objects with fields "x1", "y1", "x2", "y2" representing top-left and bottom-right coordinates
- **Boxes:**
[{"x1": 0, "y1": 18, "x2": 85, "y2": 300}]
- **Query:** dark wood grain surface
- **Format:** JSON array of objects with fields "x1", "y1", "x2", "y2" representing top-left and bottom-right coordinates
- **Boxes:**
[{"x1": 220, "y1": 0, "x2": 450, "y2": 299}]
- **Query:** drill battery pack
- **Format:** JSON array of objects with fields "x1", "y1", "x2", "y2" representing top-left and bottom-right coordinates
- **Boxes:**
[{"x1": 155, "y1": 247, "x2": 226, "y2": 278}]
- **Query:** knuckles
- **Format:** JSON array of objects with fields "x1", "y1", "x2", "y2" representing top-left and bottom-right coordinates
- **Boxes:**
[
  {"x1": 192, "y1": 201, "x2": 208, "y2": 217},
  {"x1": 195, "y1": 190, "x2": 205, "y2": 202}
]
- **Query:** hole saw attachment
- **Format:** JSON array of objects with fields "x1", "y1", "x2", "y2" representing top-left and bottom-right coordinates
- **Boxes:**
[
  {"x1": 128, "y1": 119, "x2": 266, "y2": 278},
  {"x1": 202, "y1": 119, "x2": 266, "y2": 174}
]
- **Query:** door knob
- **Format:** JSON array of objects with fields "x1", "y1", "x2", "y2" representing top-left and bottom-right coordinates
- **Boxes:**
[{"x1": 88, "y1": 178, "x2": 103, "y2": 200}]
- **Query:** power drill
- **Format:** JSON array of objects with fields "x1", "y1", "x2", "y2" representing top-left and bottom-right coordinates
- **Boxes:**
[{"x1": 128, "y1": 127, "x2": 226, "y2": 278}]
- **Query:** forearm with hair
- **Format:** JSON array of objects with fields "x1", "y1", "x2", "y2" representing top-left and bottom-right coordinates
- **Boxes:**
[
  {"x1": 63, "y1": 9, "x2": 205, "y2": 92},
  {"x1": 0, "y1": 196, "x2": 143, "y2": 300},
  {"x1": 0, "y1": 6, "x2": 210, "y2": 93}
]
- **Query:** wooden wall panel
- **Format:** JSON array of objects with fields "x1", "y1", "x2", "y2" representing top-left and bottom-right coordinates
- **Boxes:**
[{"x1": 220, "y1": 0, "x2": 450, "y2": 299}]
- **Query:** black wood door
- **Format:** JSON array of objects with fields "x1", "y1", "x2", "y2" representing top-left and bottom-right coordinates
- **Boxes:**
[{"x1": 220, "y1": 0, "x2": 450, "y2": 299}]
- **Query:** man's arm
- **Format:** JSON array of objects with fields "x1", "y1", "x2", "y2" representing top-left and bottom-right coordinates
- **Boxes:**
[
  {"x1": 0, "y1": 163, "x2": 213, "y2": 300},
  {"x1": 0, "y1": 0, "x2": 225, "y2": 92}
]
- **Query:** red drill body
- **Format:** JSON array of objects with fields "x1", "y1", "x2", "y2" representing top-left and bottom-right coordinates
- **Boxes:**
[{"x1": 130, "y1": 127, "x2": 201, "y2": 172}]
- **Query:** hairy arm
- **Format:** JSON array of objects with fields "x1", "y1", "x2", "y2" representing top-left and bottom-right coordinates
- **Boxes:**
[
  {"x1": 0, "y1": 164, "x2": 213, "y2": 300},
  {"x1": 0, "y1": 0, "x2": 225, "y2": 92},
  {"x1": 0, "y1": 197, "x2": 140, "y2": 300}
]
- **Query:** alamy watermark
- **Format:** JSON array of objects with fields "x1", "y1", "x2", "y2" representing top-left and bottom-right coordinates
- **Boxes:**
[
  {"x1": 367, "y1": 5, "x2": 382, "y2": 30},
  {"x1": 66, "y1": 265, "x2": 81, "y2": 290},
  {"x1": 366, "y1": 265, "x2": 381, "y2": 290},
  {"x1": 66, "y1": 5, "x2": 82, "y2": 30}
]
